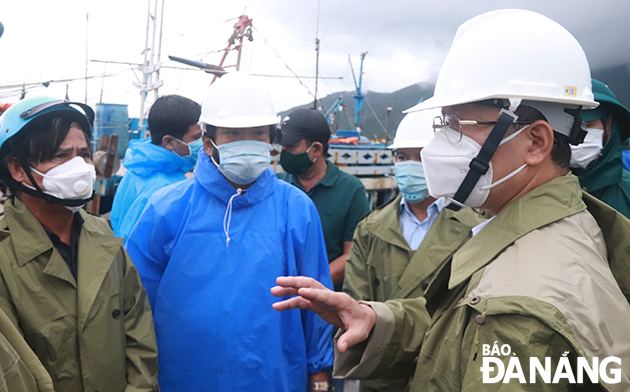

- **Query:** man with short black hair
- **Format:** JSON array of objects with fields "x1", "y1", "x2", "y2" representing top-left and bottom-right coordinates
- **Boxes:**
[
  {"x1": 278, "y1": 108, "x2": 370, "y2": 290},
  {"x1": 110, "y1": 94, "x2": 202, "y2": 238}
]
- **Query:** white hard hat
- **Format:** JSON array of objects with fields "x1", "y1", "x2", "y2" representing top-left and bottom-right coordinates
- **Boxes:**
[
  {"x1": 200, "y1": 72, "x2": 280, "y2": 128},
  {"x1": 405, "y1": 9, "x2": 597, "y2": 137},
  {"x1": 389, "y1": 108, "x2": 441, "y2": 149}
]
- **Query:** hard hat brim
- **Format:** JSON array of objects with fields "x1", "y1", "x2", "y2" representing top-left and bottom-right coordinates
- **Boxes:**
[{"x1": 404, "y1": 94, "x2": 599, "y2": 114}]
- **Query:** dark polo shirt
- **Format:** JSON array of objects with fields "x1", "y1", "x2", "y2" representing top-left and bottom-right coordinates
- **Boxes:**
[{"x1": 278, "y1": 161, "x2": 369, "y2": 273}]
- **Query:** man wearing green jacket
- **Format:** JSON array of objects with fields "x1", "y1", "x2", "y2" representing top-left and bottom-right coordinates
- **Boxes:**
[
  {"x1": 343, "y1": 109, "x2": 485, "y2": 392},
  {"x1": 273, "y1": 10, "x2": 630, "y2": 392},
  {"x1": 0, "y1": 97, "x2": 159, "y2": 391},
  {"x1": 570, "y1": 79, "x2": 630, "y2": 218}
]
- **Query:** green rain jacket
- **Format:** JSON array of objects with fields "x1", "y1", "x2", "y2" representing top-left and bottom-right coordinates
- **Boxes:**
[
  {"x1": 0, "y1": 197, "x2": 159, "y2": 392},
  {"x1": 343, "y1": 193, "x2": 486, "y2": 392},
  {"x1": 576, "y1": 124, "x2": 630, "y2": 219},
  {"x1": 334, "y1": 174, "x2": 630, "y2": 392}
]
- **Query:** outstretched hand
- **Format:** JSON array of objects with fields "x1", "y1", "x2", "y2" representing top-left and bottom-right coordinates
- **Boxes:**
[{"x1": 271, "y1": 276, "x2": 376, "y2": 352}]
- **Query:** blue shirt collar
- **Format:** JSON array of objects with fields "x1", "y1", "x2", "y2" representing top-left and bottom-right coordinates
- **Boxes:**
[{"x1": 399, "y1": 197, "x2": 443, "y2": 224}]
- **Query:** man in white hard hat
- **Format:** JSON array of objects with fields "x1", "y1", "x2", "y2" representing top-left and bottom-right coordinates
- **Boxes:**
[
  {"x1": 342, "y1": 108, "x2": 484, "y2": 392},
  {"x1": 126, "y1": 72, "x2": 333, "y2": 392},
  {"x1": 272, "y1": 9, "x2": 630, "y2": 391}
]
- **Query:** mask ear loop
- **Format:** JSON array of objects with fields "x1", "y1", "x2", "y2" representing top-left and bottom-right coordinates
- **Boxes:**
[
  {"x1": 305, "y1": 142, "x2": 317, "y2": 163},
  {"x1": 479, "y1": 164, "x2": 528, "y2": 191},
  {"x1": 478, "y1": 124, "x2": 530, "y2": 190},
  {"x1": 7, "y1": 139, "x2": 46, "y2": 195},
  {"x1": 209, "y1": 139, "x2": 221, "y2": 167}
]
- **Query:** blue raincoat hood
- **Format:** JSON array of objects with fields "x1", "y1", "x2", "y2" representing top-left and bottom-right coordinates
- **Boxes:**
[
  {"x1": 110, "y1": 138, "x2": 195, "y2": 238},
  {"x1": 124, "y1": 138, "x2": 194, "y2": 176}
]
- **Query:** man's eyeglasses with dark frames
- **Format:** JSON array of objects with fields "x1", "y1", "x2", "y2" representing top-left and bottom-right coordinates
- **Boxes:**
[{"x1": 433, "y1": 114, "x2": 532, "y2": 143}]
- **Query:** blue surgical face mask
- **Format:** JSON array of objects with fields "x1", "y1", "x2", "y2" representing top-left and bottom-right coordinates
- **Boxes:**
[
  {"x1": 395, "y1": 160, "x2": 429, "y2": 202},
  {"x1": 210, "y1": 140, "x2": 271, "y2": 185},
  {"x1": 187, "y1": 138, "x2": 204, "y2": 166}
]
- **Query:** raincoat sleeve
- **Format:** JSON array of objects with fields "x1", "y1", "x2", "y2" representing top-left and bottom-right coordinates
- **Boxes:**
[
  {"x1": 343, "y1": 221, "x2": 372, "y2": 301},
  {"x1": 0, "y1": 272, "x2": 19, "y2": 328},
  {"x1": 125, "y1": 190, "x2": 178, "y2": 311},
  {"x1": 111, "y1": 177, "x2": 153, "y2": 239},
  {"x1": 121, "y1": 249, "x2": 160, "y2": 391},
  {"x1": 289, "y1": 197, "x2": 335, "y2": 374},
  {"x1": 333, "y1": 299, "x2": 428, "y2": 379},
  {"x1": 0, "y1": 272, "x2": 56, "y2": 391}
]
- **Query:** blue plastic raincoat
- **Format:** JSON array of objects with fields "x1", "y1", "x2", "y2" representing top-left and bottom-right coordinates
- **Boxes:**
[
  {"x1": 110, "y1": 138, "x2": 194, "y2": 238},
  {"x1": 125, "y1": 149, "x2": 334, "y2": 392}
]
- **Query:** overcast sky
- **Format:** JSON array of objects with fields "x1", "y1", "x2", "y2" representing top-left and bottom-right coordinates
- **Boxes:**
[{"x1": 1, "y1": 0, "x2": 629, "y2": 118}]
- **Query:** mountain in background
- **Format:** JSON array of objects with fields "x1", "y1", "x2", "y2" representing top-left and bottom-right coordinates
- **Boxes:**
[
  {"x1": 280, "y1": 82, "x2": 435, "y2": 141},
  {"x1": 281, "y1": 65, "x2": 630, "y2": 141}
]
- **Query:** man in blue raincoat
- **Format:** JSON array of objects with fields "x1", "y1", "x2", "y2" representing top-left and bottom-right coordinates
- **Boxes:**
[
  {"x1": 110, "y1": 94, "x2": 203, "y2": 238},
  {"x1": 126, "y1": 72, "x2": 334, "y2": 392}
]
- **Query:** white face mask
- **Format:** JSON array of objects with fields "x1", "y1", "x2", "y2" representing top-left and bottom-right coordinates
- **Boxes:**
[
  {"x1": 569, "y1": 127, "x2": 604, "y2": 169},
  {"x1": 29, "y1": 156, "x2": 96, "y2": 212},
  {"x1": 211, "y1": 140, "x2": 271, "y2": 185},
  {"x1": 420, "y1": 125, "x2": 528, "y2": 208}
]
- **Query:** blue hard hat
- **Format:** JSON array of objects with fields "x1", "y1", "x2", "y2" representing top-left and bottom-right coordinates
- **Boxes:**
[{"x1": 0, "y1": 96, "x2": 94, "y2": 152}]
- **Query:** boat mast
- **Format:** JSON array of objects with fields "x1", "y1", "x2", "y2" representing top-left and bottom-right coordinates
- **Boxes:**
[
  {"x1": 349, "y1": 52, "x2": 367, "y2": 132},
  {"x1": 134, "y1": 0, "x2": 164, "y2": 137},
  {"x1": 211, "y1": 15, "x2": 253, "y2": 84}
]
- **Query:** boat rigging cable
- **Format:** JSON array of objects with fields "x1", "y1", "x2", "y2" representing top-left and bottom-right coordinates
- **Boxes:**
[{"x1": 251, "y1": 25, "x2": 317, "y2": 101}]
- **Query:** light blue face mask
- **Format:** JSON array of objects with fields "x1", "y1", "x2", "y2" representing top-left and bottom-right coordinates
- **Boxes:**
[
  {"x1": 395, "y1": 160, "x2": 429, "y2": 202},
  {"x1": 211, "y1": 140, "x2": 272, "y2": 185},
  {"x1": 172, "y1": 137, "x2": 204, "y2": 166},
  {"x1": 188, "y1": 138, "x2": 204, "y2": 166}
]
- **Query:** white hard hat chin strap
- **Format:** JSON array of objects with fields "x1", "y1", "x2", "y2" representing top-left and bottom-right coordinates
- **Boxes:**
[{"x1": 508, "y1": 98, "x2": 522, "y2": 113}]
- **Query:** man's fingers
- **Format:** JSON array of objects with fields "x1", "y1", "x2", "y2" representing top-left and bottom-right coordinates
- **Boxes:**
[
  {"x1": 272, "y1": 296, "x2": 312, "y2": 311},
  {"x1": 270, "y1": 286, "x2": 299, "y2": 297},
  {"x1": 297, "y1": 287, "x2": 339, "y2": 305},
  {"x1": 336, "y1": 328, "x2": 369, "y2": 353},
  {"x1": 276, "y1": 276, "x2": 325, "y2": 290}
]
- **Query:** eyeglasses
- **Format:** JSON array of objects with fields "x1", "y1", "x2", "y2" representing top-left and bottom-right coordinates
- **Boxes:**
[{"x1": 433, "y1": 114, "x2": 531, "y2": 143}]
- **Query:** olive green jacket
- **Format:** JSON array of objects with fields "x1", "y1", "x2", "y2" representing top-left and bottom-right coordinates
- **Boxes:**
[
  {"x1": 0, "y1": 197, "x2": 159, "y2": 392},
  {"x1": 343, "y1": 194, "x2": 486, "y2": 392},
  {"x1": 335, "y1": 174, "x2": 630, "y2": 392}
]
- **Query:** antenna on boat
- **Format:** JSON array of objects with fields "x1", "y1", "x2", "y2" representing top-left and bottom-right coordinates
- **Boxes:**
[
  {"x1": 85, "y1": 11, "x2": 89, "y2": 104},
  {"x1": 313, "y1": 0, "x2": 321, "y2": 110}
]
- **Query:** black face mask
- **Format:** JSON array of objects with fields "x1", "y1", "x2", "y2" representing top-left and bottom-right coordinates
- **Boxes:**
[{"x1": 279, "y1": 144, "x2": 315, "y2": 175}]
